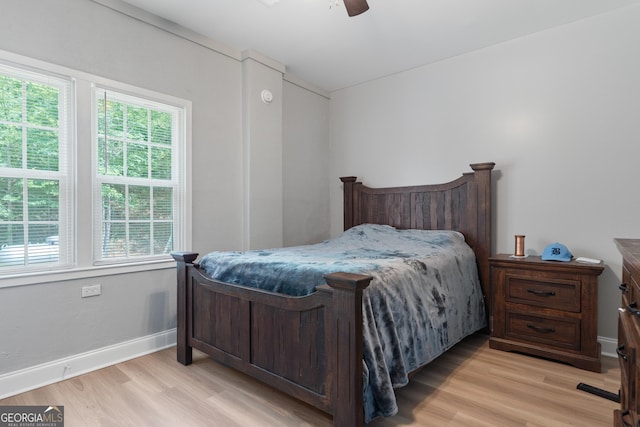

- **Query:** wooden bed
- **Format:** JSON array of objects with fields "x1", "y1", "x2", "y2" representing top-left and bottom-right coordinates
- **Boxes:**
[{"x1": 171, "y1": 162, "x2": 494, "y2": 427}]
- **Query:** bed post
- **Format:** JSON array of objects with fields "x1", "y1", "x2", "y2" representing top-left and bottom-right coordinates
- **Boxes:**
[
  {"x1": 469, "y1": 162, "x2": 495, "y2": 322},
  {"x1": 340, "y1": 176, "x2": 358, "y2": 230},
  {"x1": 171, "y1": 251, "x2": 198, "y2": 366},
  {"x1": 324, "y1": 272, "x2": 372, "y2": 427}
]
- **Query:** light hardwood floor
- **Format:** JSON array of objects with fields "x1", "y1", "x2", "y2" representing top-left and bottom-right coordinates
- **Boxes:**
[{"x1": 0, "y1": 334, "x2": 619, "y2": 426}]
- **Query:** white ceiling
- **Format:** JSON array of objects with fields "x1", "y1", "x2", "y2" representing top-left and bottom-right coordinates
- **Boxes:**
[{"x1": 119, "y1": 0, "x2": 640, "y2": 92}]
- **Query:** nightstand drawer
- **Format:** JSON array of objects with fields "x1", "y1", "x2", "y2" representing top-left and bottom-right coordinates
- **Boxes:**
[
  {"x1": 505, "y1": 274, "x2": 581, "y2": 312},
  {"x1": 505, "y1": 310, "x2": 580, "y2": 350}
]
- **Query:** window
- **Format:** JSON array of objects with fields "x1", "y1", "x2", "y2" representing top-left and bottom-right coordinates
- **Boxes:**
[
  {"x1": 0, "y1": 51, "x2": 189, "y2": 278},
  {"x1": 0, "y1": 63, "x2": 73, "y2": 272},
  {"x1": 94, "y1": 88, "x2": 184, "y2": 263}
]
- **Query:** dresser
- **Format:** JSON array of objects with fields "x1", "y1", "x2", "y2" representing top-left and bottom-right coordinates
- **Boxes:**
[
  {"x1": 614, "y1": 239, "x2": 640, "y2": 427},
  {"x1": 489, "y1": 254, "x2": 603, "y2": 372}
]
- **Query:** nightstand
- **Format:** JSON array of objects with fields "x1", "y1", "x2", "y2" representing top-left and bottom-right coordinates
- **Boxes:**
[{"x1": 489, "y1": 254, "x2": 604, "y2": 372}]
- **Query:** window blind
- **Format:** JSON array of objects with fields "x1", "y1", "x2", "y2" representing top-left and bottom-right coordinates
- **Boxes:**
[
  {"x1": 0, "y1": 62, "x2": 73, "y2": 272},
  {"x1": 93, "y1": 87, "x2": 182, "y2": 262}
]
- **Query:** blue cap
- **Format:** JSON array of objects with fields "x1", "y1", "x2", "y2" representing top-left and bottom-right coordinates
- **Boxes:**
[{"x1": 541, "y1": 243, "x2": 573, "y2": 262}]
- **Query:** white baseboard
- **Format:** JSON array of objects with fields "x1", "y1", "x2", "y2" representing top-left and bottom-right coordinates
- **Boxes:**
[
  {"x1": 599, "y1": 335, "x2": 618, "y2": 359},
  {"x1": 0, "y1": 328, "x2": 176, "y2": 400}
]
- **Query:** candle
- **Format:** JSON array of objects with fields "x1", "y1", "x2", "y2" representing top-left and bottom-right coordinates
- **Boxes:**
[{"x1": 514, "y1": 235, "x2": 526, "y2": 257}]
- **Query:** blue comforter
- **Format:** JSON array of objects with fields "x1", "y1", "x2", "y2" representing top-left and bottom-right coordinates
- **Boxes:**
[{"x1": 199, "y1": 224, "x2": 486, "y2": 422}]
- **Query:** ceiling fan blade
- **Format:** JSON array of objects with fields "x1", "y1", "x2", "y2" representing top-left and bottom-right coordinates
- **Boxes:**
[{"x1": 343, "y1": 0, "x2": 369, "y2": 16}]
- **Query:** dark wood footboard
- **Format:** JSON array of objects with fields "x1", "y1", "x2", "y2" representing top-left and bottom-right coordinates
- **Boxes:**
[{"x1": 172, "y1": 252, "x2": 372, "y2": 427}]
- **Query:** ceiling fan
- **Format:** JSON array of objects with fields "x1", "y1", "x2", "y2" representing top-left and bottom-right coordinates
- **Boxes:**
[{"x1": 343, "y1": 0, "x2": 369, "y2": 16}]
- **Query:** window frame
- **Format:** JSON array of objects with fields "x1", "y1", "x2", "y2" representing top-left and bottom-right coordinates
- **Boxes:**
[
  {"x1": 0, "y1": 49, "x2": 192, "y2": 287},
  {"x1": 91, "y1": 85, "x2": 187, "y2": 265},
  {"x1": 0, "y1": 60, "x2": 75, "y2": 274}
]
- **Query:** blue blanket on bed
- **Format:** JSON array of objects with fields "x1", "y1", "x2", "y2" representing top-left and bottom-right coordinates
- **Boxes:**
[{"x1": 199, "y1": 224, "x2": 486, "y2": 422}]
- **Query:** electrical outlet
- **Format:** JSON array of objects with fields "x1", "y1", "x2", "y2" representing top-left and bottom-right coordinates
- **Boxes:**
[{"x1": 81, "y1": 284, "x2": 101, "y2": 298}]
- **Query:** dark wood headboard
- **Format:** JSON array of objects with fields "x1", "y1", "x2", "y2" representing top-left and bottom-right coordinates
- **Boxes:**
[{"x1": 340, "y1": 162, "x2": 495, "y2": 309}]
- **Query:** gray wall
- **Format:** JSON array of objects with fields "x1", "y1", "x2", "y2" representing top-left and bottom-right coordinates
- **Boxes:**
[
  {"x1": 329, "y1": 4, "x2": 640, "y2": 346},
  {"x1": 283, "y1": 80, "x2": 330, "y2": 247},
  {"x1": 0, "y1": 0, "x2": 330, "y2": 389},
  {"x1": 0, "y1": 270, "x2": 175, "y2": 369}
]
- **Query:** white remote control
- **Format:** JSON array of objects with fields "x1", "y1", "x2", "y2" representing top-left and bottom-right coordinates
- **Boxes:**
[{"x1": 575, "y1": 256, "x2": 601, "y2": 264}]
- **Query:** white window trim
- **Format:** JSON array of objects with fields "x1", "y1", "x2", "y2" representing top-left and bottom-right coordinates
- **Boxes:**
[
  {"x1": 0, "y1": 49, "x2": 192, "y2": 288},
  {"x1": 0, "y1": 60, "x2": 75, "y2": 274},
  {"x1": 91, "y1": 85, "x2": 187, "y2": 265}
]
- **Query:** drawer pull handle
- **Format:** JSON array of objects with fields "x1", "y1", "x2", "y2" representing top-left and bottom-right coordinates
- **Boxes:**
[
  {"x1": 616, "y1": 344, "x2": 628, "y2": 361},
  {"x1": 526, "y1": 324, "x2": 555, "y2": 334},
  {"x1": 619, "y1": 283, "x2": 629, "y2": 293},
  {"x1": 628, "y1": 302, "x2": 640, "y2": 317},
  {"x1": 526, "y1": 289, "x2": 556, "y2": 297}
]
